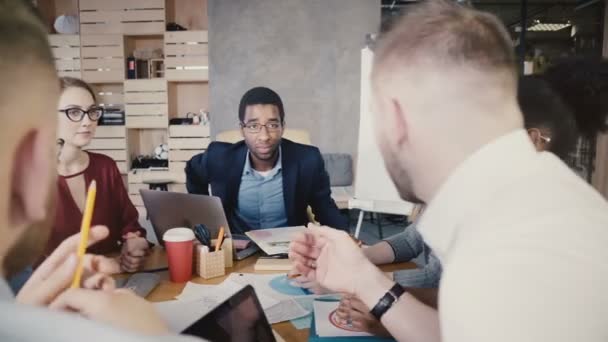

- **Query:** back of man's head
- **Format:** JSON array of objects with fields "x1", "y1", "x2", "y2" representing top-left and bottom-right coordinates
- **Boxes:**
[
  {"x1": 0, "y1": 0, "x2": 59, "y2": 273},
  {"x1": 372, "y1": 0, "x2": 520, "y2": 124},
  {"x1": 369, "y1": 0, "x2": 524, "y2": 202}
]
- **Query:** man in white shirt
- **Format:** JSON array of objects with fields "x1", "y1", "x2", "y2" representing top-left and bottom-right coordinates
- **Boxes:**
[
  {"x1": 0, "y1": 2, "x2": 199, "y2": 341},
  {"x1": 289, "y1": 1, "x2": 608, "y2": 341}
]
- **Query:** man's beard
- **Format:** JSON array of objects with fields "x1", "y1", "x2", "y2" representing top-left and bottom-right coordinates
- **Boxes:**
[
  {"x1": 378, "y1": 138, "x2": 424, "y2": 204},
  {"x1": 3, "y1": 187, "x2": 55, "y2": 278}
]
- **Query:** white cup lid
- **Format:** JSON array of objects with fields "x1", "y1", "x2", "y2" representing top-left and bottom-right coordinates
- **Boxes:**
[{"x1": 163, "y1": 227, "x2": 195, "y2": 242}]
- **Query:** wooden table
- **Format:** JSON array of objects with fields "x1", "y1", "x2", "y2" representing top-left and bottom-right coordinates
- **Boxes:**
[{"x1": 143, "y1": 247, "x2": 415, "y2": 342}]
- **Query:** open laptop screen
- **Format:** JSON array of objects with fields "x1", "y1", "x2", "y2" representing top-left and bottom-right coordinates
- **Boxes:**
[{"x1": 182, "y1": 285, "x2": 276, "y2": 342}]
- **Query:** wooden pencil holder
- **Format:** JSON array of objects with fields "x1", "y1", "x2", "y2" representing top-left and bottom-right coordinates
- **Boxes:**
[
  {"x1": 195, "y1": 244, "x2": 225, "y2": 279},
  {"x1": 212, "y1": 237, "x2": 234, "y2": 268}
]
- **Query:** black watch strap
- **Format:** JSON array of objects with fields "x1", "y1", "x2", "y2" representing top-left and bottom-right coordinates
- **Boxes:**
[{"x1": 370, "y1": 283, "x2": 406, "y2": 320}]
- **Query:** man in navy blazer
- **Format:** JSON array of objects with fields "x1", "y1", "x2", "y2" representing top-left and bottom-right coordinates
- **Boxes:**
[{"x1": 186, "y1": 87, "x2": 348, "y2": 234}]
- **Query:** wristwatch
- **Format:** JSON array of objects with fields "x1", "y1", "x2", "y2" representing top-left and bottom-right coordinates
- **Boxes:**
[{"x1": 370, "y1": 283, "x2": 406, "y2": 320}]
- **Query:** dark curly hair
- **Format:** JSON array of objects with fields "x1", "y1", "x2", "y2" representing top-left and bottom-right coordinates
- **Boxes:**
[
  {"x1": 518, "y1": 75, "x2": 578, "y2": 161},
  {"x1": 542, "y1": 58, "x2": 608, "y2": 138},
  {"x1": 238, "y1": 87, "x2": 285, "y2": 123}
]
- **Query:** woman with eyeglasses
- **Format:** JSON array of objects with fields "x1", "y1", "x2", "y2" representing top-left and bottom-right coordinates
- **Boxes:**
[{"x1": 41, "y1": 77, "x2": 150, "y2": 273}]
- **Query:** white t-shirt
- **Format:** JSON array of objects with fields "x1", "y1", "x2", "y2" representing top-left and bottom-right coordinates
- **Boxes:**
[{"x1": 418, "y1": 129, "x2": 608, "y2": 342}]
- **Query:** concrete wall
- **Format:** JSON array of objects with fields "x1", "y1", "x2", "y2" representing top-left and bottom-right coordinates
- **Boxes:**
[{"x1": 208, "y1": 0, "x2": 381, "y2": 155}]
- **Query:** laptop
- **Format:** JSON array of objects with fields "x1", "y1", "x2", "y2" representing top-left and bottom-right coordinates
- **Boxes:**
[
  {"x1": 182, "y1": 285, "x2": 283, "y2": 342},
  {"x1": 140, "y1": 189, "x2": 260, "y2": 260}
]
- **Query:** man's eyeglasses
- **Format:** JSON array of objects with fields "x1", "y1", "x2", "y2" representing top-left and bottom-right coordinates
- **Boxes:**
[
  {"x1": 59, "y1": 106, "x2": 104, "y2": 122},
  {"x1": 240, "y1": 122, "x2": 282, "y2": 134}
]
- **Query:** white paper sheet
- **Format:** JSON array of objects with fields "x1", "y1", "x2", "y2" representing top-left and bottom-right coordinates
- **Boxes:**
[
  {"x1": 245, "y1": 226, "x2": 307, "y2": 255},
  {"x1": 174, "y1": 280, "x2": 279, "y2": 310},
  {"x1": 174, "y1": 282, "x2": 217, "y2": 301},
  {"x1": 313, "y1": 300, "x2": 372, "y2": 338},
  {"x1": 226, "y1": 272, "x2": 313, "y2": 302},
  {"x1": 265, "y1": 298, "x2": 310, "y2": 324},
  {"x1": 155, "y1": 297, "x2": 218, "y2": 333},
  {"x1": 156, "y1": 278, "x2": 282, "y2": 332}
]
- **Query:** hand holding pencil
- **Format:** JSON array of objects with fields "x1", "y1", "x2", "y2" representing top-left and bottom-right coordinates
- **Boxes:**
[
  {"x1": 16, "y1": 224, "x2": 117, "y2": 306},
  {"x1": 71, "y1": 180, "x2": 97, "y2": 288}
]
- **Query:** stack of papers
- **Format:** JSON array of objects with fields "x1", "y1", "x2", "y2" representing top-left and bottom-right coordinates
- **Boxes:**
[
  {"x1": 155, "y1": 280, "x2": 245, "y2": 332},
  {"x1": 245, "y1": 226, "x2": 307, "y2": 255},
  {"x1": 154, "y1": 272, "x2": 314, "y2": 331}
]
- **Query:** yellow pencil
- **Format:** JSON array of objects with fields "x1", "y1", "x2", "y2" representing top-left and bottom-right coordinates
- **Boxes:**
[
  {"x1": 71, "y1": 180, "x2": 97, "y2": 289},
  {"x1": 215, "y1": 226, "x2": 225, "y2": 252}
]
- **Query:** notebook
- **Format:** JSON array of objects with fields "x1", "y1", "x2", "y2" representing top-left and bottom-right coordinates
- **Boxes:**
[{"x1": 254, "y1": 258, "x2": 293, "y2": 271}]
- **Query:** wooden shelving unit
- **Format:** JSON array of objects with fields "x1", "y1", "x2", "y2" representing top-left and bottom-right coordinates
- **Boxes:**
[
  {"x1": 48, "y1": 34, "x2": 81, "y2": 78},
  {"x1": 78, "y1": 0, "x2": 166, "y2": 35},
  {"x1": 39, "y1": 0, "x2": 210, "y2": 218},
  {"x1": 164, "y1": 31, "x2": 209, "y2": 81},
  {"x1": 81, "y1": 34, "x2": 125, "y2": 83}
]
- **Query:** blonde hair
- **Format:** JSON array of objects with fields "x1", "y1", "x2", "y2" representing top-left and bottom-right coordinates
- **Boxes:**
[{"x1": 373, "y1": 0, "x2": 516, "y2": 85}]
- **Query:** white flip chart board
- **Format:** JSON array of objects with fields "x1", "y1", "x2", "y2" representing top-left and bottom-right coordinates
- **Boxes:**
[{"x1": 350, "y1": 47, "x2": 414, "y2": 216}]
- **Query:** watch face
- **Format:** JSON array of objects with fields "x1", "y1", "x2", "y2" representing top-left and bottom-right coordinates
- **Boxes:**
[{"x1": 381, "y1": 296, "x2": 392, "y2": 306}]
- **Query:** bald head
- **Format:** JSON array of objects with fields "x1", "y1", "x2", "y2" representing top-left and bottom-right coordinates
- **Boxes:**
[{"x1": 0, "y1": 0, "x2": 59, "y2": 271}]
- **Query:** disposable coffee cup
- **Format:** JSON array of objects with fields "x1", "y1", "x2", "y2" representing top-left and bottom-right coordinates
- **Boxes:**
[{"x1": 163, "y1": 228, "x2": 195, "y2": 283}]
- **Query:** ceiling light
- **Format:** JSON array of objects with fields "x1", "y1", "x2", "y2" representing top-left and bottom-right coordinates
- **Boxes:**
[{"x1": 527, "y1": 21, "x2": 571, "y2": 32}]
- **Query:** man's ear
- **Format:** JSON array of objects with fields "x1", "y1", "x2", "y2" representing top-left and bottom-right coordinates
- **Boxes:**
[
  {"x1": 390, "y1": 98, "x2": 409, "y2": 147},
  {"x1": 10, "y1": 129, "x2": 53, "y2": 228},
  {"x1": 527, "y1": 128, "x2": 544, "y2": 151}
]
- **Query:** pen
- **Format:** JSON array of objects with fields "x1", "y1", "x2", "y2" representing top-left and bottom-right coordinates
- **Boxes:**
[
  {"x1": 267, "y1": 241, "x2": 290, "y2": 247},
  {"x1": 259, "y1": 253, "x2": 289, "y2": 259},
  {"x1": 215, "y1": 226, "x2": 225, "y2": 252},
  {"x1": 71, "y1": 180, "x2": 97, "y2": 288}
]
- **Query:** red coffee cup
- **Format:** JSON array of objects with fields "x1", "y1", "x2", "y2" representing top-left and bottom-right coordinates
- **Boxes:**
[{"x1": 163, "y1": 228, "x2": 195, "y2": 283}]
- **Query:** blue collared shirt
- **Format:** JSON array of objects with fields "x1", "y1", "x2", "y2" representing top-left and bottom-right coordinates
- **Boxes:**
[{"x1": 233, "y1": 148, "x2": 288, "y2": 232}]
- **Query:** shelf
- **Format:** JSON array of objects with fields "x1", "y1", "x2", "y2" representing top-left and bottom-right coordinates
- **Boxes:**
[
  {"x1": 124, "y1": 79, "x2": 168, "y2": 128},
  {"x1": 126, "y1": 128, "x2": 167, "y2": 164},
  {"x1": 168, "y1": 124, "x2": 209, "y2": 173},
  {"x1": 92, "y1": 83, "x2": 124, "y2": 110},
  {"x1": 128, "y1": 169, "x2": 184, "y2": 183},
  {"x1": 168, "y1": 149, "x2": 201, "y2": 172},
  {"x1": 164, "y1": 31, "x2": 209, "y2": 81},
  {"x1": 42, "y1": 0, "x2": 209, "y2": 196},
  {"x1": 48, "y1": 34, "x2": 81, "y2": 78},
  {"x1": 167, "y1": 137, "x2": 210, "y2": 150},
  {"x1": 36, "y1": 0, "x2": 79, "y2": 33},
  {"x1": 79, "y1": 0, "x2": 165, "y2": 35},
  {"x1": 83, "y1": 126, "x2": 128, "y2": 173},
  {"x1": 168, "y1": 82, "x2": 209, "y2": 120},
  {"x1": 127, "y1": 168, "x2": 186, "y2": 215},
  {"x1": 168, "y1": 125, "x2": 210, "y2": 137},
  {"x1": 124, "y1": 35, "x2": 165, "y2": 80},
  {"x1": 166, "y1": 0, "x2": 208, "y2": 30},
  {"x1": 168, "y1": 183, "x2": 187, "y2": 193},
  {"x1": 81, "y1": 34, "x2": 125, "y2": 83}
]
